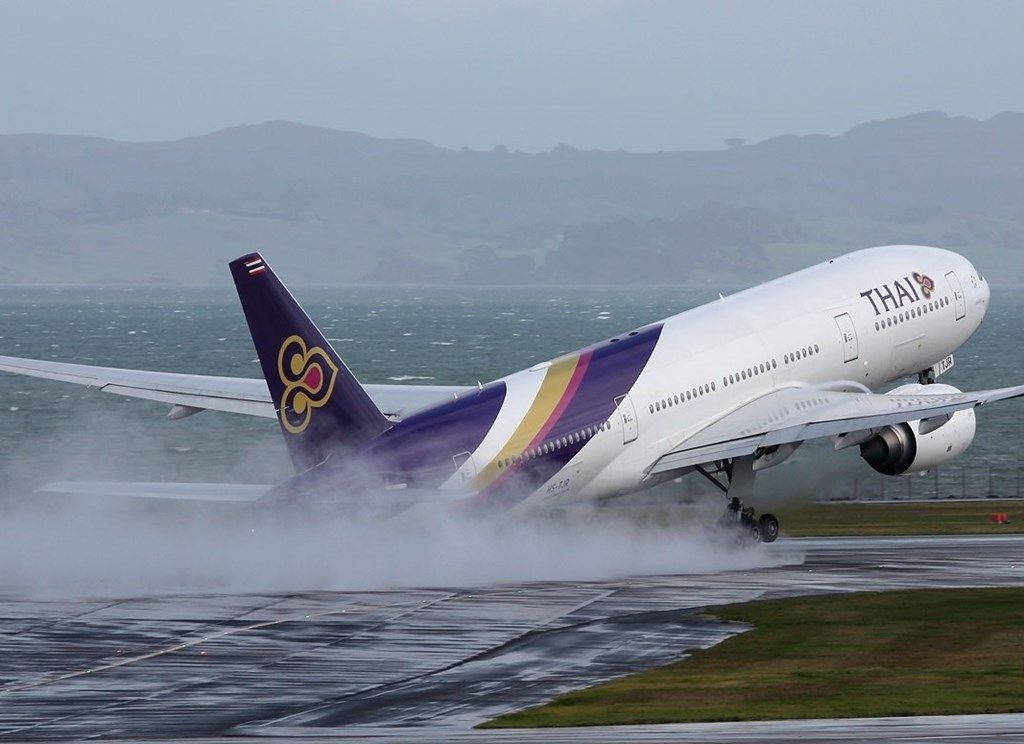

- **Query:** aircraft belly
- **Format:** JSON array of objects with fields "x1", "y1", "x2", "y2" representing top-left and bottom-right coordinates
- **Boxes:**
[{"x1": 890, "y1": 333, "x2": 927, "y2": 377}]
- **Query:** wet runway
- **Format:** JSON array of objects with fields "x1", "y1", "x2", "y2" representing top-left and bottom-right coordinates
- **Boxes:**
[{"x1": 1, "y1": 534, "x2": 1023, "y2": 742}]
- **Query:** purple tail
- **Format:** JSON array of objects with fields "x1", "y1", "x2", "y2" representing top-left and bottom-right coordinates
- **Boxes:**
[{"x1": 229, "y1": 253, "x2": 390, "y2": 471}]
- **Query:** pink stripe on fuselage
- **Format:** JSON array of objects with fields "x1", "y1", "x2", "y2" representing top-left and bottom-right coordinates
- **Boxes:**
[
  {"x1": 522, "y1": 348, "x2": 593, "y2": 453},
  {"x1": 475, "y1": 349, "x2": 593, "y2": 501}
]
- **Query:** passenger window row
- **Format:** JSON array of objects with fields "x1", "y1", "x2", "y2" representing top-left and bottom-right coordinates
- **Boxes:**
[
  {"x1": 646, "y1": 336, "x2": 825, "y2": 419},
  {"x1": 723, "y1": 357, "x2": 778, "y2": 387},
  {"x1": 649, "y1": 379, "x2": 717, "y2": 414},
  {"x1": 496, "y1": 421, "x2": 612, "y2": 469},
  {"x1": 783, "y1": 343, "x2": 819, "y2": 364},
  {"x1": 873, "y1": 296, "x2": 950, "y2": 331}
]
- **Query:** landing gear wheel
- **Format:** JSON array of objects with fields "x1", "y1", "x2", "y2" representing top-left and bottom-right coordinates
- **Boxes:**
[
  {"x1": 737, "y1": 507, "x2": 762, "y2": 544},
  {"x1": 720, "y1": 498, "x2": 778, "y2": 546},
  {"x1": 758, "y1": 513, "x2": 780, "y2": 543}
]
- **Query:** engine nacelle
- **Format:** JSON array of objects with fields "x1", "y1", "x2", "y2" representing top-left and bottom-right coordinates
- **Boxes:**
[{"x1": 859, "y1": 383, "x2": 976, "y2": 476}]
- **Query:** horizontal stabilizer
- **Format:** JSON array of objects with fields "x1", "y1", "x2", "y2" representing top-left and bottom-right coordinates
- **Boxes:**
[{"x1": 37, "y1": 482, "x2": 272, "y2": 502}]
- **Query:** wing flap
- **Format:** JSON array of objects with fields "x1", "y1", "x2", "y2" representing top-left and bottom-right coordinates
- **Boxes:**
[
  {"x1": 648, "y1": 383, "x2": 1024, "y2": 475},
  {"x1": 101, "y1": 384, "x2": 276, "y2": 417}
]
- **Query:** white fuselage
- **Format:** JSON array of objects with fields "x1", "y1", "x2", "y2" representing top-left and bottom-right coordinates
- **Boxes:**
[{"x1": 447, "y1": 246, "x2": 989, "y2": 508}]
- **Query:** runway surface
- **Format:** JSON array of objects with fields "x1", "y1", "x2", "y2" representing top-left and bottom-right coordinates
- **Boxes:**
[{"x1": 1, "y1": 534, "x2": 1023, "y2": 742}]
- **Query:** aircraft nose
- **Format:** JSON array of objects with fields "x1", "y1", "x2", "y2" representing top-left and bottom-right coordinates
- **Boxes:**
[{"x1": 974, "y1": 268, "x2": 990, "y2": 318}]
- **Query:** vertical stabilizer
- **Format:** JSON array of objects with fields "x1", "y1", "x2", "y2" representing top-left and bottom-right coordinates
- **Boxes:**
[{"x1": 229, "y1": 253, "x2": 389, "y2": 470}]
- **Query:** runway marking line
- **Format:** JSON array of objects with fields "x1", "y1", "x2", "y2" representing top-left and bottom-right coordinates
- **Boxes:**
[
  {"x1": 0, "y1": 592, "x2": 447, "y2": 697},
  {"x1": 0, "y1": 593, "x2": 455, "y2": 738},
  {"x1": 252, "y1": 587, "x2": 616, "y2": 730}
]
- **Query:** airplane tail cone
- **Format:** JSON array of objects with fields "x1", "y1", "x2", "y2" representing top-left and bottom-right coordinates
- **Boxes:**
[{"x1": 229, "y1": 253, "x2": 390, "y2": 471}]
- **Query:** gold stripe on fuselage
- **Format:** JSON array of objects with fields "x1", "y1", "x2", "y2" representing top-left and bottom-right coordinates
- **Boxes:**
[{"x1": 474, "y1": 354, "x2": 580, "y2": 489}]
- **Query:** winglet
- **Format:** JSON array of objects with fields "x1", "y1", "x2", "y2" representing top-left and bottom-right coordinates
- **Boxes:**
[{"x1": 229, "y1": 253, "x2": 390, "y2": 471}]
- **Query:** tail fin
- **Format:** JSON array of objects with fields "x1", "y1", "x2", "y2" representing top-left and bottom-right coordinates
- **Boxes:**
[{"x1": 229, "y1": 253, "x2": 390, "y2": 471}]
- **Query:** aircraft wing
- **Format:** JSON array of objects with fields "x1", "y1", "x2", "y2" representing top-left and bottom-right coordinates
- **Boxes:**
[
  {"x1": 648, "y1": 383, "x2": 1024, "y2": 476},
  {"x1": 0, "y1": 355, "x2": 471, "y2": 420}
]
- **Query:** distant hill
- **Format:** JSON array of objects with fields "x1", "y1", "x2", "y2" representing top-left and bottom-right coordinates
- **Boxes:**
[{"x1": 2, "y1": 111, "x2": 1024, "y2": 286}]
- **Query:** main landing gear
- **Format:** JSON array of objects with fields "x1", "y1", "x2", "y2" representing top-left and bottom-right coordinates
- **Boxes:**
[
  {"x1": 694, "y1": 455, "x2": 780, "y2": 544},
  {"x1": 725, "y1": 497, "x2": 780, "y2": 543}
]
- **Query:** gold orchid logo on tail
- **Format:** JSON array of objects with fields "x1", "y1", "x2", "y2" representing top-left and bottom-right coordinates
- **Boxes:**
[{"x1": 277, "y1": 334, "x2": 339, "y2": 433}]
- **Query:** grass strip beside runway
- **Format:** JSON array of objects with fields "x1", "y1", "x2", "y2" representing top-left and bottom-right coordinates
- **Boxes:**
[
  {"x1": 776, "y1": 499, "x2": 1024, "y2": 536},
  {"x1": 482, "y1": 588, "x2": 1024, "y2": 728}
]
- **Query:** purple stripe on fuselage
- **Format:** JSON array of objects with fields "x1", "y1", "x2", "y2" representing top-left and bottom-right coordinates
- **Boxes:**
[
  {"x1": 483, "y1": 323, "x2": 663, "y2": 504},
  {"x1": 367, "y1": 380, "x2": 507, "y2": 487},
  {"x1": 548, "y1": 324, "x2": 663, "y2": 451}
]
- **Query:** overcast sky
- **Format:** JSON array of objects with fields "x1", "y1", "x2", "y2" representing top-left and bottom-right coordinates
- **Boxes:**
[{"x1": 2, "y1": 0, "x2": 1022, "y2": 151}]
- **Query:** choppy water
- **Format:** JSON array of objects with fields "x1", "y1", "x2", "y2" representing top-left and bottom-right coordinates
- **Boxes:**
[{"x1": 0, "y1": 285, "x2": 1021, "y2": 501}]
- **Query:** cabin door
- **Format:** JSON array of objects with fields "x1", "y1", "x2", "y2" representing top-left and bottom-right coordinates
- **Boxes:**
[
  {"x1": 452, "y1": 451, "x2": 476, "y2": 486},
  {"x1": 615, "y1": 394, "x2": 639, "y2": 444},
  {"x1": 834, "y1": 313, "x2": 859, "y2": 362},
  {"x1": 945, "y1": 270, "x2": 966, "y2": 320}
]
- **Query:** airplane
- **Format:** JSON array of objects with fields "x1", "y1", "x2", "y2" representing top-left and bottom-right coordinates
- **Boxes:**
[{"x1": 2, "y1": 245, "x2": 1021, "y2": 541}]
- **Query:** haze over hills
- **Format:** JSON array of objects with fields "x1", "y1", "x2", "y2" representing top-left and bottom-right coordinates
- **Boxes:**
[{"x1": 2, "y1": 110, "x2": 1024, "y2": 286}]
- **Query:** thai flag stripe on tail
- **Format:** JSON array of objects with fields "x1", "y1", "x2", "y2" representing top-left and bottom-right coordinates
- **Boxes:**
[{"x1": 246, "y1": 256, "x2": 267, "y2": 275}]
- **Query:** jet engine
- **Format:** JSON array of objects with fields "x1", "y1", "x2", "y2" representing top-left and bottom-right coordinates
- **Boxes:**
[{"x1": 859, "y1": 383, "x2": 976, "y2": 476}]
